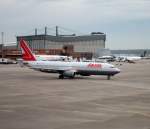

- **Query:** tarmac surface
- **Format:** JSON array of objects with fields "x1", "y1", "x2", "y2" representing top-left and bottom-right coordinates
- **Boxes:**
[{"x1": 0, "y1": 60, "x2": 150, "y2": 129}]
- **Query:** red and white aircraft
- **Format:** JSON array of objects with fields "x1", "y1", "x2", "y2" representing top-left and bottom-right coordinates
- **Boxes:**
[
  {"x1": 20, "y1": 39, "x2": 68, "y2": 61},
  {"x1": 20, "y1": 39, "x2": 120, "y2": 79}
]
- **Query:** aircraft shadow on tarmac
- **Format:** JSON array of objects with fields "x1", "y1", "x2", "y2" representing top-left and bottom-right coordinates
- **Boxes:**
[{"x1": 23, "y1": 73, "x2": 119, "y2": 81}]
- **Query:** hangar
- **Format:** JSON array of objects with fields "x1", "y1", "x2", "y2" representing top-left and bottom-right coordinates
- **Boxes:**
[{"x1": 17, "y1": 27, "x2": 106, "y2": 57}]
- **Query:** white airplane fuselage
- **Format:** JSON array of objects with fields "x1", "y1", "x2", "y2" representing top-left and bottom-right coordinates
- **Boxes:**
[
  {"x1": 28, "y1": 61, "x2": 120, "y2": 78},
  {"x1": 126, "y1": 56, "x2": 141, "y2": 61}
]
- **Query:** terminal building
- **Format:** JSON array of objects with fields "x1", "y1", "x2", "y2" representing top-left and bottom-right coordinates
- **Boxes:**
[{"x1": 17, "y1": 27, "x2": 106, "y2": 58}]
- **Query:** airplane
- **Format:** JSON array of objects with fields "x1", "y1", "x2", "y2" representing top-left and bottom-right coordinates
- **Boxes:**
[
  {"x1": 116, "y1": 56, "x2": 142, "y2": 63},
  {"x1": 20, "y1": 39, "x2": 69, "y2": 61},
  {"x1": 98, "y1": 55, "x2": 116, "y2": 62},
  {"x1": 20, "y1": 39, "x2": 121, "y2": 80}
]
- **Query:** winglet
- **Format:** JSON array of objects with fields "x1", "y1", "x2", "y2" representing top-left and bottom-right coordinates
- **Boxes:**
[{"x1": 20, "y1": 39, "x2": 36, "y2": 61}]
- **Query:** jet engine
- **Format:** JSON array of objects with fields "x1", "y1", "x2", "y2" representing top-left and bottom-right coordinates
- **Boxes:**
[{"x1": 63, "y1": 70, "x2": 76, "y2": 78}]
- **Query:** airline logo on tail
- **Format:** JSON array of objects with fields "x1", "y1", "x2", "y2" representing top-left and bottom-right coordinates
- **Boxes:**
[{"x1": 20, "y1": 39, "x2": 36, "y2": 61}]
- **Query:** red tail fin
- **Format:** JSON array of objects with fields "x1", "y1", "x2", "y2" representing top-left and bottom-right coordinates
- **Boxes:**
[{"x1": 20, "y1": 39, "x2": 36, "y2": 61}]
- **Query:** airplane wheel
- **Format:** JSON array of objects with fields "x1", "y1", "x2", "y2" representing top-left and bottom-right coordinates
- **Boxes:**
[
  {"x1": 59, "y1": 74, "x2": 64, "y2": 79},
  {"x1": 107, "y1": 75, "x2": 111, "y2": 80},
  {"x1": 70, "y1": 76, "x2": 75, "y2": 79}
]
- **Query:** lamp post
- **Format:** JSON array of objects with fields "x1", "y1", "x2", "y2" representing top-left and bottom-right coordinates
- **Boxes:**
[{"x1": 1, "y1": 32, "x2": 4, "y2": 60}]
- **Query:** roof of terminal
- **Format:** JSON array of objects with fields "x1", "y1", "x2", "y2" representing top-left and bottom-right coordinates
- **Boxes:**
[{"x1": 17, "y1": 34, "x2": 106, "y2": 42}]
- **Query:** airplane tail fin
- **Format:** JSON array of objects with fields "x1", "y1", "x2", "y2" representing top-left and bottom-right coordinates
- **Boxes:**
[{"x1": 19, "y1": 39, "x2": 36, "y2": 61}]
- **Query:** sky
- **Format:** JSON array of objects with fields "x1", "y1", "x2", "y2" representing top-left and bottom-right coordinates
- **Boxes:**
[{"x1": 0, "y1": 0, "x2": 150, "y2": 49}]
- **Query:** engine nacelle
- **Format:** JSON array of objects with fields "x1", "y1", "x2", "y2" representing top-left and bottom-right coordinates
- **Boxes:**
[{"x1": 63, "y1": 70, "x2": 75, "y2": 78}]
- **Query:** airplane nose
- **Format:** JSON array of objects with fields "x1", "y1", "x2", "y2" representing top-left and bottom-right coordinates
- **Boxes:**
[{"x1": 115, "y1": 68, "x2": 121, "y2": 73}]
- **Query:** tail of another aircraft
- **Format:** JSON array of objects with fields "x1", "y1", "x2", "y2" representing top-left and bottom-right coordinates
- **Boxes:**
[{"x1": 20, "y1": 39, "x2": 36, "y2": 61}]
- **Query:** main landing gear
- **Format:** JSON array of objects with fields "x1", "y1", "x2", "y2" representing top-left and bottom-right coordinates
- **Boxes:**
[
  {"x1": 58, "y1": 74, "x2": 75, "y2": 79},
  {"x1": 107, "y1": 75, "x2": 111, "y2": 80},
  {"x1": 59, "y1": 74, "x2": 64, "y2": 79}
]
